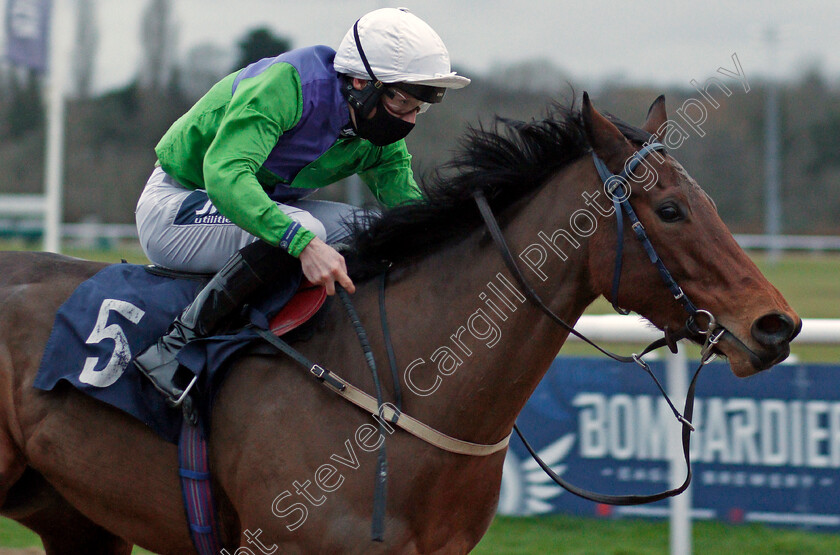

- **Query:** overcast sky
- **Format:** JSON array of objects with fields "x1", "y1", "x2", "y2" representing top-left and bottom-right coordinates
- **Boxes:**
[{"x1": 9, "y1": 0, "x2": 840, "y2": 92}]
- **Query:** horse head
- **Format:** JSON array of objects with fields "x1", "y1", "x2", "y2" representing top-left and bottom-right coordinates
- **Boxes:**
[{"x1": 582, "y1": 93, "x2": 800, "y2": 377}]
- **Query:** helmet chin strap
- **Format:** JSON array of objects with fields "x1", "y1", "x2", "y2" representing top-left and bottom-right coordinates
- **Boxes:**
[
  {"x1": 342, "y1": 19, "x2": 385, "y2": 119},
  {"x1": 340, "y1": 19, "x2": 415, "y2": 146}
]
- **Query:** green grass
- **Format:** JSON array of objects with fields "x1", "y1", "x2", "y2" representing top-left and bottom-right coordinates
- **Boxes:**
[
  {"x1": 0, "y1": 516, "x2": 39, "y2": 548},
  {"x1": 4, "y1": 513, "x2": 840, "y2": 554},
  {"x1": 474, "y1": 515, "x2": 840, "y2": 554}
]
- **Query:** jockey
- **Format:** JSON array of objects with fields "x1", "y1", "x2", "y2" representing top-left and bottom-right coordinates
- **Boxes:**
[{"x1": 133, "y1": 7, "x2": 470, "y2": 407}]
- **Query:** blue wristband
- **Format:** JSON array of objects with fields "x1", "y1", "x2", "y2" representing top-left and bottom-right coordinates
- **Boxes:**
[{"x1": 278, "y1": 221, "x2": 302, "y2": 252}]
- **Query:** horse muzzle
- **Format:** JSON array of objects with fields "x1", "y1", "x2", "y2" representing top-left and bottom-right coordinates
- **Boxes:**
[{"x1": 715, "y1": 310, "x2": 802, "y2": 376}]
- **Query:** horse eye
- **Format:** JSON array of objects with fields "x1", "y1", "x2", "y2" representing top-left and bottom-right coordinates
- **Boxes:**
[{"x1": 656, "y1": 203, "x2": 683, "y2": 223}]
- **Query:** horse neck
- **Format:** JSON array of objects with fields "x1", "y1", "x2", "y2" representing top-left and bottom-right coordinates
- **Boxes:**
[{"x1": 389, "y1": 159, "x2": 600, "y2": 444}]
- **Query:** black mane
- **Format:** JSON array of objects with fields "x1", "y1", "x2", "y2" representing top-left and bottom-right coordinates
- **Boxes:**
[{"x1": 346, "y1": 102, "x2": 651, "y2": 280}]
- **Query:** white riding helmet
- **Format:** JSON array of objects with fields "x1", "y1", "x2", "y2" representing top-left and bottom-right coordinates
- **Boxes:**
[{"x1": 334, "y1": 7, "x2": 470, "y2": 92}]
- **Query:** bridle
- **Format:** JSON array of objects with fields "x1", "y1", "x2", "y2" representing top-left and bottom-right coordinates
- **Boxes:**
[
  {"x1": 594, "y1": 142, "x2": 726, "y2": 359},
  {"x1": 244, "y1": 140, "x2": 731, "y2": 545},
  {"x1": 253, "y1": 141, "x2": 727, "y2": 542},
  {"x1": 473, "y1": 141, "x2": 726, "y2": 505}
]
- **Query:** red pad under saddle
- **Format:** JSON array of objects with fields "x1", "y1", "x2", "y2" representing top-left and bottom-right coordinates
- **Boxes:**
[{"x1": 268, "y1": 281, "x2": 327, "y2": 337}]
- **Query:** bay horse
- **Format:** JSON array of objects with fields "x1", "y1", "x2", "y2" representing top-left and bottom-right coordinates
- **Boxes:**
[{"x1": 0, "y1": 95, "x2": 799, "y2": 554}]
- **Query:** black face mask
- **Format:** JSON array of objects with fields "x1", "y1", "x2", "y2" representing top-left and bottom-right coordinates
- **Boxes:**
[{"x1": 354, "y1": 102, "x2": 415, "y2": 146}]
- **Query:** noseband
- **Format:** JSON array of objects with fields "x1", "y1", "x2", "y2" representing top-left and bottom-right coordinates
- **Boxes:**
[{"x1": 473, "y1": 141, "x2": 725, "y2": 505}]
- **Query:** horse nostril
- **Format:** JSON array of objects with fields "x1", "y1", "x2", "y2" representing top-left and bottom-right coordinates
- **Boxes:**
[
  {"x1": 751, "y1": 312, "x2": 796, "y2": 347},
  {"x1": 792, "y1": 317, "x2": 803, "y2": 340}
]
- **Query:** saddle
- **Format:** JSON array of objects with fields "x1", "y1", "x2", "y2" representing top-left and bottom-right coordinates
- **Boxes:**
[
  {"x1": 150, "y1": 264, "x2": 332, "y2": 423},
  {"x1": 145, "y1": 264, "x2": 330, "y2": 340},
  {"x1": 268, "y1": 280, "x2": 329, "y2": 338}
]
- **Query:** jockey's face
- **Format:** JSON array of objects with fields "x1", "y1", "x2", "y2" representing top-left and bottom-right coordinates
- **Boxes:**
[{"x1": 350, "y1": 79, "x2": 421, "y2": 124}]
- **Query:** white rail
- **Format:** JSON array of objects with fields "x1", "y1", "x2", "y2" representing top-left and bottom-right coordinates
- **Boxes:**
[
  {"x1": 570, "y1": 315, "x2": 838, "y2": 345},
  {"x1": 735, "y1": 234, "x2": 840, "y2": 252},
  {"x1": 0, "y1": 195, "x2": 48, "y2": 216},
  {"x1": 566, "y1": 315, "x2": 840, "y2": 555}
]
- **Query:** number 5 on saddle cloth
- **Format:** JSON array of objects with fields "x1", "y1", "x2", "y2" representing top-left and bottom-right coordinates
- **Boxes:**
[{"x1": 32, "y1": 261, "x2": 326, "y2": 442}]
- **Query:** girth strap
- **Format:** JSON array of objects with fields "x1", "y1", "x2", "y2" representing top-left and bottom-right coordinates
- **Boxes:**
[
  {"x1": 178, "y1": 419, "x2": 223, "y2": 554},
  {"x1": 252, "y1": 327, "x2": 511, "y2": 456}
]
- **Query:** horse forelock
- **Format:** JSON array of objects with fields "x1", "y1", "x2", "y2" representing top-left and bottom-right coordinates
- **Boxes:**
[{"x1": 346, "y1": 102, "x2": 653, "y2": 281}]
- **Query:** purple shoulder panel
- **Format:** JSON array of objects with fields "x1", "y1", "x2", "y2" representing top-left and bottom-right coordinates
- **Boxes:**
[{"x1": 232, "y1": 46, "x2": 350, "y2": 202}]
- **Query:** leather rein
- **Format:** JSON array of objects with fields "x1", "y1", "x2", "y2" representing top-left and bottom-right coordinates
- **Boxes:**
[
  {"x1": 471, "y1": 141, "x2": 726, "y2": 505},
  {"x1": 257, "y1": 142, "x2": 727, "y2": 539}
]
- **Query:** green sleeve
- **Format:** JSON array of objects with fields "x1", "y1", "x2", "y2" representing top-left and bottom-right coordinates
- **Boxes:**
[
  {"x1": 202, "y1": 63, "x2": 316, "y2": 256},
  {"x1": 359, "y1": 140, "x2": 423, "y2": 207}
]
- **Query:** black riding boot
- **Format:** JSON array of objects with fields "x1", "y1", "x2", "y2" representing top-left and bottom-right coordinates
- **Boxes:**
[{"x1": 133, "y1": 240, "x2": 297, "y2": 410}]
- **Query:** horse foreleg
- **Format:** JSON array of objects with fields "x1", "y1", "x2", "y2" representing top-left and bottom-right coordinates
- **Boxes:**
[
  {"x1": 3, "y1": 467, "x2": 133, "y2": 555},
  {"x1": 0, "y1": 342, "x2": 27, "y2": 510},
  {"x1": 0, "y1": 428, "x2": 26, "y2": 509}
]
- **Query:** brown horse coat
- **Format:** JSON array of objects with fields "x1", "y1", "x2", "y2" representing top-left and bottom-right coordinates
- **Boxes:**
[{"x1": 0, "y1": 97, "x2": 799, "y2": 554}]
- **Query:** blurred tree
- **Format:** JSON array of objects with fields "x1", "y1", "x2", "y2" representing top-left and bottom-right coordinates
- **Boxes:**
[
  {"x1": 6, "y1": 69, "x2": 44, "y2": 138},
  {"x1": 0, "y1": 49, "x2": 837, "y2": 233},
  {"x1": 232, "y1": 28, "x2": 291, "y2": 71},
  {"x1": 808, "y1": 113, "x2": 840, "y2": 173},
  {"x1": 489, "y1": 59, "x2": 576, "y2": 94},
  {"x1": 0, "y1": 64, "x2": 11, "y2": 137},
  {"x1": 72, "y1": 0, "x2": 99, "y2": 98},
  {"x1": 180, "y1": 43, "x2": 233, "y2": 100},
  {"x1": 140, "y1": 0, "x2": 176, "y2": 91}
]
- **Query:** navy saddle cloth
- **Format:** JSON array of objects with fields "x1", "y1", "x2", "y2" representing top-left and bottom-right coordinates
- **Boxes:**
[{"x1": 33, "y1": 263, "x2": 301, "y2": 443}]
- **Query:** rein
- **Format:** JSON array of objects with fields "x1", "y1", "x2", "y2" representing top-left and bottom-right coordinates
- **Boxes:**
[
  {"x1": 471, "y1": 142, "x2": 725, "y2": 505},
  {"x1": 256, "y1": 141, "x2": 725, "y2": 539},
  {"x1": 253, "y1": 283, "x2": 511, "y2": 541}
]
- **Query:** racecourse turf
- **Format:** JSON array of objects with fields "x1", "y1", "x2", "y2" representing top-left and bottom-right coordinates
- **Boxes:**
[{"x1": 4, "y1": 512, "x2": 840, "y2": 553}]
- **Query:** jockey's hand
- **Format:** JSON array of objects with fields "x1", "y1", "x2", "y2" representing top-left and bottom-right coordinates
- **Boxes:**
[{"x1": 298, "y1": 237, "x2": 356, "y2": 296}]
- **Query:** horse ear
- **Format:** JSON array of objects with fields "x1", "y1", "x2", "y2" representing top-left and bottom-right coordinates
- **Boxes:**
[
  {"x1": 642, "y1": 95, "x2": 668, "y2": 140},
  {"x1": 581, "y1": 92, "x2": 627, "y2": 158}
]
